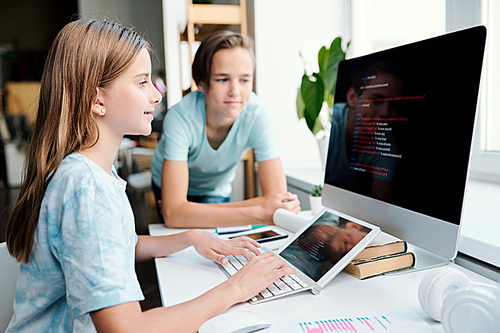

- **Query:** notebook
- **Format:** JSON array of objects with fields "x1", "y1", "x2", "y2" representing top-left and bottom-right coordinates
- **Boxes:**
[{"x1": 218, "y1": 208, "x2": 381, "y2": 304}]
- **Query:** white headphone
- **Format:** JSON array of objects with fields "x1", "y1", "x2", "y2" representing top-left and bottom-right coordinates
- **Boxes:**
[{"x1": 418, "y1": 267, "x2": 500, "y2": 333}]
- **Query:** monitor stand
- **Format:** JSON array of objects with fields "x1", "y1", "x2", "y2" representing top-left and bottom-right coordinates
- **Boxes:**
[{"x1": 388, "y1": 243, "x2": 450, "y2": 275}]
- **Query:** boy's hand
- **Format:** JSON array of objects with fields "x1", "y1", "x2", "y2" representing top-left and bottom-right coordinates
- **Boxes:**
[{"x1": 261, "y1": 192, "x2": 301, "y2": 220}]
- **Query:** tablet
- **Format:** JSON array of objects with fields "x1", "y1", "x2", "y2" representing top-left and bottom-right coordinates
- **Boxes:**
[{"x1": 277, "y1": 208, "x2": 381, "y2": 287}]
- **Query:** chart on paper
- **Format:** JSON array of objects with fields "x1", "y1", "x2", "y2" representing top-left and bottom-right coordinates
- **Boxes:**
[
  {"x1": 298, "y1": 316, "x2": 388, "y2": 332},
  {"x1": 266, "y1": 310, "x2": 438, "y2": 333}
]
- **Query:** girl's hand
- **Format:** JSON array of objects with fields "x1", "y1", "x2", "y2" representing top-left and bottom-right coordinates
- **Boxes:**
[
  {"x1": 227, "y1": 252, "x2": 298, "y2": 302},
  {"x1": 188, "y1": 229, "x2": 261, "y2": 265}
]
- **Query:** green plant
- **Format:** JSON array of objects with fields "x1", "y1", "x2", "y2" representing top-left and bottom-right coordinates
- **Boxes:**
[
  {"x1": 296, "y1": 37, "x2": 349, "y2": 136},
  {"x1": 310, "y1": 184, "x2": 323, "y2": 197}
]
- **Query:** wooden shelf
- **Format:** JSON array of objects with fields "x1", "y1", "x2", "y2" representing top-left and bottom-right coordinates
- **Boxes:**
[
  {"x1": 186, "y1": 0, "x2": 247, "y2": 64},
  {"x1": 189, "y1": 4, "x2": 245, "y2": 25}
]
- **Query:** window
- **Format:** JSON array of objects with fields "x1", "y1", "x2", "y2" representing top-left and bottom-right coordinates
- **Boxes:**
[
  {"x1": 469, "y1": 0, "x2": 500, "y2": 180},
  {"x1": 480, "y1": 0, "x2": 500, "y2": 151},
  {"x1": 349, "y1": 0, "x2": 446, "y2": 58},
  {"x1": 348, "y1": 0, "x2": 500, "y2": 180}
]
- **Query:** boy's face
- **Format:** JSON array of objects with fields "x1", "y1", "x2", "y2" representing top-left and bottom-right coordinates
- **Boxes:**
[
  {"x1": 200, "y1": 47, "x2": 254, "y2": 122},
  {"x1": 347, "y1": 71, "x2": 403, "y2": 119}
]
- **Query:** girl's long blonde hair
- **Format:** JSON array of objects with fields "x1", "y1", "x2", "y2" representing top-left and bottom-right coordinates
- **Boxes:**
[{"x1": 6, "y1": 19, "x2": 148, "y2": 263}]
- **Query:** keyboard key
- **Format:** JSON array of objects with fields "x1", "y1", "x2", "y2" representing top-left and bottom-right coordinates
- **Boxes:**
[
  {"x1": 260, "y1": 288, "x2": 273, "y2": 298},
  {"x1": 235, "y1": 255, "x2": 249, "y2": 263},
  {"x1": 272, "y1": 287, "x2": 290, "y2": 296},
  {"x1": 282, "y1": 275, "x2": 302, "y2": 290},
  {"x1": 275, "y1": 278, "x2": 292, "y2": 292},
  {"x1": 232, "y1": 260, "x2": 243, "y2": 270},
  {"x1": 268, "y1": 281, "x2": 289, "y2": 295},
  {"x1": 268, "y1": 283, "x2": 280, "y2": 294},
  {"x1": 291, "y1": 275, "x2": 308, "y2": 288},
  {"x1": 223, "y1": 263, "x2": 238, "y2": 276}
]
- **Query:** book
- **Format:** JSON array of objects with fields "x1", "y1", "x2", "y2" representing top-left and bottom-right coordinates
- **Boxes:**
[
  {"x1": 352, "y1": 232, "x2": 408, "y2": 261},
  {"x1": 344, "y1": 252, "x2": 416, "y2": 280}
]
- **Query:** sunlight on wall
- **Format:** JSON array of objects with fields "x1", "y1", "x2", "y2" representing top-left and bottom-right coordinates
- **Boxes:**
[{"x1": 254, "y1": 0, "x2": 346, "y2": 168}]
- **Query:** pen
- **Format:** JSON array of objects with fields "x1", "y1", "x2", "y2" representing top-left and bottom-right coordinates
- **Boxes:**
[{"x1": 215, "y1": 224, "x2": 268, "y2": 235}]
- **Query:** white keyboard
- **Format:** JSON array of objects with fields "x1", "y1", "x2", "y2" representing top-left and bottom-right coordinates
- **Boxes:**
[{"x1": 220, "y1": 254, "x2": 309, "y2": 302}]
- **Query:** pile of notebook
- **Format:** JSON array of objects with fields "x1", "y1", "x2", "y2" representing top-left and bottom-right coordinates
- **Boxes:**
[{"x1": 343, "y1": 233, "x2": 415, "y2": 279}]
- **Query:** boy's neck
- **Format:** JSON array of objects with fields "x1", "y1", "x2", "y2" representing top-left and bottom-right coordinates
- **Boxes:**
[
  {"x1": 205, "y1": 123, "x2": 232, "y2": 150},
  {"x1": 205, "y1": 103, "x2": 235, "y2": 150}
]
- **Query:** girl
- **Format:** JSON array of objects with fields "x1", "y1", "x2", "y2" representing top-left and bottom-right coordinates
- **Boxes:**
[
  {"x1": 5, "y1": 19, "x2": 296, "y2": 333},
  {"x1": 150, "y1": 30, "x2": 301, "y2": 228}
]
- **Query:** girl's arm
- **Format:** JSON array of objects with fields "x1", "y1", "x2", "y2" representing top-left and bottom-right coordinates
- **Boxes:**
[
  {"x1": 134, "y1": 229, "x2": 261, "y2": 263},
  {"x1": 91, "y1": 251, "x2": 296, "y2": 333},
  {"x1": 160, "y1": 158, "x2": 300, "y2": 228}
]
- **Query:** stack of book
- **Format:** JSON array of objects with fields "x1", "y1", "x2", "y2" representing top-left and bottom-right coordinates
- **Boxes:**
[{"x1": 343, "y1": 232, "x2": 416, "y2": 280}]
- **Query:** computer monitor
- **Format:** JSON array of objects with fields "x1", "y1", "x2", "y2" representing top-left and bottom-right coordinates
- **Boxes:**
[{"x1": 322, "y1": 26, "x2": 486, "y2": 267}]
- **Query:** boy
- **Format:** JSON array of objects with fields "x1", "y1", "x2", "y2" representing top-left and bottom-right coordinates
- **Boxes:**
[{"x1": 151, "y1": 31, "x2": 300, "y2": 228}]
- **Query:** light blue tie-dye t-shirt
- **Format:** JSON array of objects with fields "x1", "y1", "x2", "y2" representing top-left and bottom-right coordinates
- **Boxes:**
[{"x1": 6, "y1": 153, "x2": 144, "y2": 333}]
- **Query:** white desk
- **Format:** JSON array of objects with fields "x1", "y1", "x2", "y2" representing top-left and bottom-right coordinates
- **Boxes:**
[{"x1": 148, "y1": 223, "x2": 498, "y2": 333}]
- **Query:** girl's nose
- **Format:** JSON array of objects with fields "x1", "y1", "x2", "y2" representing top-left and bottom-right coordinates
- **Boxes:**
[{"x1": 151, "y1": 84, "x2": 163, "y2": 105}]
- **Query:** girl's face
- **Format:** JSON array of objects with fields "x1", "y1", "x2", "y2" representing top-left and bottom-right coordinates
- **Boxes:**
[
  {"x1": 200, "y1": 47, "x2": 254, "y2": 123},
  {"x1": 97, "y1": 48, "x2": 162, "y2": 136}
]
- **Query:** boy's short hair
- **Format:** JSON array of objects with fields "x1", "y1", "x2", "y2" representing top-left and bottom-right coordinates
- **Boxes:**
[{"x1": 192, "y1": 30, "x2": 255, "y2": 90}]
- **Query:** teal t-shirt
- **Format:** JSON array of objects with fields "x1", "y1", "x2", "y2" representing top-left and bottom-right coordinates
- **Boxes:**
[
  {"x1": 6, "y1": 153, "x2": 144, "y2": 333},
  {"x1": 151, "y1": 91, "x2": 280, "y2": 197}
]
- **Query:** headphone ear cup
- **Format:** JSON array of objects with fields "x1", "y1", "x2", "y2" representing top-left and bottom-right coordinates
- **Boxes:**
[
  {"x1": 418, "y1": 267, "x2": 470, "y2": 321},
  {"x1": 441, "y1": 284, "x2": 500, "y2": 333}
]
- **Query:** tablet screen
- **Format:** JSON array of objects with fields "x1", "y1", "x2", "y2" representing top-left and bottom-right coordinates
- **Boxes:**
[{"x1": 280, "y1": 211, "x2": 373, "y2": 281}]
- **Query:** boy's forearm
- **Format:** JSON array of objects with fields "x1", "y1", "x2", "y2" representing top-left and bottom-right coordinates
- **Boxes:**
[
  {"x1": 210, "y1": 196, "x2": 266, "y2": 207},
  {"x1": 163, "y1": 201, "x2": 268, "y2": 228}
]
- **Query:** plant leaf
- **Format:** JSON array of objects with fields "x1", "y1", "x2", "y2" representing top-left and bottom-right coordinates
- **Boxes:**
[
  {"x1": 318, "y1": 45, "x2": 329, "y2": 74},
  {"x1": 296, "y1": 89, "x2": 306, "y2": 119},
  {"x1": 325, "y1": 92, "x2": 334, "y2": 109},
  {"x1": 323, "y1": 37, "x2": 346, "y2": 94},
  {"x1": 297, "y1": 37, "x2": 350, "y2": 136},
  {"x1": 311, "y1": 116, "x2": 324, "y2": 135},
  {"x1": 300, "y1": 73, "x2": 325, "y2": 133}
]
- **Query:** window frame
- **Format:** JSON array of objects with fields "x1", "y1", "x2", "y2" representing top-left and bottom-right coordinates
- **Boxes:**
[{"x1": 462, "y1": 0, "x2": 500, "y2": 181}]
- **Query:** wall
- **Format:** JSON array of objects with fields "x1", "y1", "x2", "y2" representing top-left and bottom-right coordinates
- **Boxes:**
[
  {"x1": 0, "y1": 0, "x2": 77, "y2": 52},
  {"x1": 79, "y1": 0, "x2": 165, "y2": 75},
  {"x1": 0, "y1": 0, "x2": 78, "y2": 84},
  {"x1": 253, "y1": 0, "x2": 347, "y2": 168}
]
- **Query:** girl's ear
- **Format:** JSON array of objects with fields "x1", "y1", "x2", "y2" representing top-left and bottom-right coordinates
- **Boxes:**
[
  {"x1": 91, "y1": 88, "x2": 106, "y2": 116},
  {"x1": 197, "y1": 83, "x2": 205, "y2": 92}
]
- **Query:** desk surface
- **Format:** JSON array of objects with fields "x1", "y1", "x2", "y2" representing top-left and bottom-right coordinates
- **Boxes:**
[{"x1": 148, "y1": 223, "x2": 498, "y2": 333}]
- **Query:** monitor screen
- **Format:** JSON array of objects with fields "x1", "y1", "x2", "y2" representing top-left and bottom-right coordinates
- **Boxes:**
[{"x1": 322, "y1": 26, "x2": 486, "y2": 260}]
